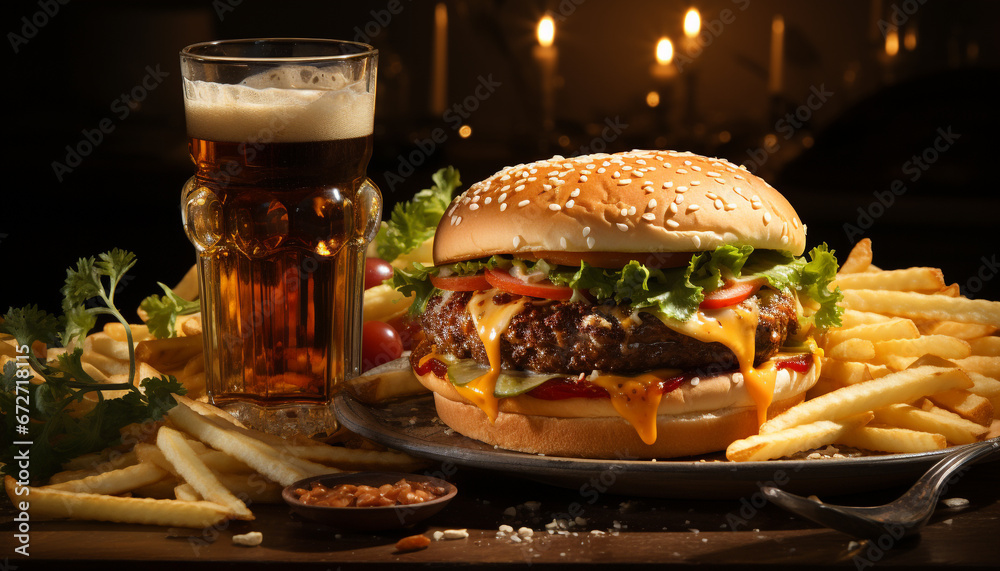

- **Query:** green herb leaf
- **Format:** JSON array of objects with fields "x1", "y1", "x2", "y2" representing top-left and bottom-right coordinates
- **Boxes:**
[
  {"x1": 140, "y1": 282, "x2": 201, "y2": 339},
  {"x1": 376, "y1": 167, "x2": 461, "y2": 262}
]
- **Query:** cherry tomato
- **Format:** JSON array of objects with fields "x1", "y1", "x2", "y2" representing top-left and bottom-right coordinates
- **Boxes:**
[
  {"x1": 429, "y1": 273, "x2": 491, "y2": 292},
  {"x1": 365, "y1": 257, "x2": 395, "y2": 290},
  {"x1": 386, "y1": 314, "x2": 422, "y2": 351},
  {"x1": 484, "y1": 268, "x2": 574, "y2": 300},
  {"x1": 700, "y1": 278, "x2": 766, "y2": 310},
  {"x1": 361, "y1": 321, "x2": 404, "y2": 372}
]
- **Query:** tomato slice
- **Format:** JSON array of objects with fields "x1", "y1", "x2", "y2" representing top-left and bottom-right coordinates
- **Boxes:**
[
  {"x1": 485, "y1": 269, "x2": 574, "y2": 300},
  {"x1": 700, "y1": 278, "x2": 767, "y2": 309},
  {"x1": 523, "y1": 251, "x2": 693, "y2": 269},
  {"x1": 429, "y1": 273, "x2": 491, "y2": 291}
]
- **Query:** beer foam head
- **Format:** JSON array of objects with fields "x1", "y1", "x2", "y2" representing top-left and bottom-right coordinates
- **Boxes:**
[{"x1": 184, "y1": 66, "x2": 375, "y2": 143}]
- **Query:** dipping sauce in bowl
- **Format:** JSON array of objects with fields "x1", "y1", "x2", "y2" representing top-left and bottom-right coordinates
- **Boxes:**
[
  {"x1": 293, "y1": 478, "x2": 449, "y2": 507},
  {"x1": 282, "y1": 472, "x2": 457, "y2": 530}
]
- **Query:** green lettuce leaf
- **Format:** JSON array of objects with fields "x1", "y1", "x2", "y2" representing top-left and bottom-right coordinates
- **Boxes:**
[{"x1": 376, "y1": 167, "x2": 461, "y2": 262}]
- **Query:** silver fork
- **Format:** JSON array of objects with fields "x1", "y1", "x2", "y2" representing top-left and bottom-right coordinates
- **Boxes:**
[{"x1": 760, "y1": 438, "x2": 1000, "y2": 540}]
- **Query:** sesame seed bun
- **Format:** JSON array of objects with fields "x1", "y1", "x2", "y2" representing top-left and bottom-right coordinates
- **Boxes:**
[
  {"x1": 434, "y1": 150, "x2": 806, "y2": 265},
  {"x1": 415, "y1": 360, "x2": 817, "y2": 459}
]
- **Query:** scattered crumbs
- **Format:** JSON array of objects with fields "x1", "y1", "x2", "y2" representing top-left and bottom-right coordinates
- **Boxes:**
[
  {"x1": 518, "y1": 527, "x2": 534, "y2": 538},
  {"x1": 232, "y1": 531, "x2": 263, "y2": 547},
  {"x1": 498, "y1": 524, "x2": 514, "y2": 533},
  {"x1": 560, "y1": 553, "x2": 567, "y2": 557},
  {"x1": 684, "y1": 520, "x2": 690, "y2": 525},
  {"x1": 590, "y1": 530, "x2": 606, "y2": 536},
  {"x1": 943, "y1": 498, "x2": 969, "y2": 509},
  {"x1": 689, "y1": 528, "x2": 700, "y2": 534},
  {"x1": 848, "y1": 541, "x2": 860, "y2": 551},
  {"x1": 702, "y1": 538, "x2": 709, "y2": 543},
  {"x1": 943, "y1": 519, "x2": 954, "y2": 525},
  {"x1": 574, "y1": 516, "x2": 588, "y2": 526},
  {"x1": 442, "y1": 529, "x2": 469, "y2": 540},
  {"x1": 503, "y1": 506, "x2": 517, "y2": 517},
  {"x1": 433, "y1": 530, "x2": 445, "y2": 541},
  {"x1": 612, "y1": 521, "x2": 622, "y2": 530}
]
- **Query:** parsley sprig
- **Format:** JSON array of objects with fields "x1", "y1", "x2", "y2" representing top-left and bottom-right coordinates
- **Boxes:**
[{"x1": 1, "y1": 249, "x2": 185, "y2": 482}]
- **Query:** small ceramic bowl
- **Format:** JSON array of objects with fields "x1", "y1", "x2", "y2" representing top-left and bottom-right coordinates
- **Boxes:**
[{"x1": 282, "y1": 471, "x2": 457, "y2": 531}]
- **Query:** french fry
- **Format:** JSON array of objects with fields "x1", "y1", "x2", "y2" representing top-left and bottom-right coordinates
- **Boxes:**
[
  {"x1": 135, "y1": 334, "x2": 205, "y2": 371},
  {"x1": 727, "y1": 413, "x2": 873, "y2": 462},
  {"x1": 819, "y1": 358, "x2": 872, "y2": 386},
  {"x1": 936, "y1": 284, "x2": 962, "y2": 297},
  {"x1": 951, "y1": 356, "x2": 1000, "y2": 378},
  {"x1": 874, "y1": 403, "x2": 988, "y2": 445},
  {"x1": 363, "y1": 283, "x2": 413, "y2": 323},
  {"x1": 966, "y1": 371, "x2": 1000, "y2": 404},
  {"x1": 969, "y1": 336, "x2": 1000, "y2": 356},
  {"x1": 174, "y1": 483, "x2": 200, "y2": 501},
  {"x1": 929, "y1": 321, "x2": 998, "y2": 339},
  {"x1": 760, "y1": 366, "x2": 973, "y2": 434},
  {"x1": 873, "y1": 335, "x2": 972, "y2": 362},
  {"x1": 824, "y1": 318, "x2": 919, "y2": 346},
  {"x1": 841, "y1": 289, "x2": 1000, "y2": 326},
  {"x1": 826, "y1": 338, "x2": 876, "y2": 361},
  {"x1": 60, "y1": 449, "x2": 138, "y2": 472},
  {"x1": 87, "y1": 332, "x2": 133, "y2": 361},
  {"x1": 346, "y1": 357, "x2": 429, "y2": 404},
  {"x1": 928, "y1": 389, "x2": 994, "y2": 426},
  {"x1": 838, "y1": 238, "x2": 873, "y2": 274},
  {"x1": 839, "y1": 310, "x2": 893, "y2": 329},
  {"x1": 136, "y1": 443, "x2": 253, "y2": 475},
  {"x1": 80, "y1": 349, "x2": 129, "y2": 376},
  {"x1": 156, "y1": 426, "x2": 254, "y2": 520},
  {"x1": 173, "y1": 264, "x2": 200, "y2": 301},
  {"x1": 6, "y1": 476, "x2": 229, "y2": 528},
  {"x1": 833, "y1": 267, "x2": 945, "y2": 292},
  {"x1": 45, "y1": 463, "x2": 169, "y2": 495},
  {"x1": 180, "y1": 313, "x2": 203, "y2": 336},
  {"x1": 167, "y1": 401, "x2": 310, "y2": 486},
  {"x1": 836, "y1": 426, "x2": 947, "y2": 454},
  {"x1": 103, "y1": 322, "x2": 154, "y2": 343},
  {"x1": 282, "y1": 445, "x2": 426, "y2": 472}
]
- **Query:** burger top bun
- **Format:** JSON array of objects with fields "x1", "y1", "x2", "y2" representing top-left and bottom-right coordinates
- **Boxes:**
[{"x1": 434, "y1": 150, "x2": 806, "y2": 265}]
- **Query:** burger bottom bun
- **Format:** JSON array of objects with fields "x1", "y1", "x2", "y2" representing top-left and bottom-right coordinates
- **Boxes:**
[{"x1": 416, "y1": 361, "x2": 817, "y2": 459}]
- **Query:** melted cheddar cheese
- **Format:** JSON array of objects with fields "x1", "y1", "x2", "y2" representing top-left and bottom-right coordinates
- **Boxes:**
[
  {"x1": 586, "y1": 370, "x2": 678, "y2": 445},
  {"x1": 454, "y1": 292, "x2": 530, "y2": 422}
]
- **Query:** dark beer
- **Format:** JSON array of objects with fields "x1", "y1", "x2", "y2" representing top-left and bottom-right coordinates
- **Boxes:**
[{"x1": 180, "y1": 55, "x2": 379, "y2": 434}]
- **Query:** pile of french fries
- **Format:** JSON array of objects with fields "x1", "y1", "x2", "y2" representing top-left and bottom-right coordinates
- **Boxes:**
[
  {"x1": 4, "y1": 395, "x2": 426, "y2": 528},
  {"x1": 727, "y1": 239, "x2": 1000, "y2": 461}
]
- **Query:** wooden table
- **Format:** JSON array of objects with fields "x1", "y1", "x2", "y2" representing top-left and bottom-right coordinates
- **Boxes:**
[{"x1": 4, "y1": 459, "x2": 999, "y2": 569}]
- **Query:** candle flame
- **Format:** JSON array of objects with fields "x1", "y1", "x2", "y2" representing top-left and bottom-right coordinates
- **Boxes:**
[
  {"x1": 885, "y1": 27, "x2": 899, "y2": 57},
  {"x1": 683, "y1": 8, "x2": 701, "y2": 38},
  {"x1": 655, "y1": 37, "x2": 674, "y2": 65},
  {"x1": 537, "y1": 15, "x2": 555, "y2": 48}
]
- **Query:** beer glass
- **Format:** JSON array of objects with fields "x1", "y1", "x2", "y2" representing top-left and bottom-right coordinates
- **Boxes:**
[{"x1": 179, "y1": 39, "x2": 381, "y2": 436}]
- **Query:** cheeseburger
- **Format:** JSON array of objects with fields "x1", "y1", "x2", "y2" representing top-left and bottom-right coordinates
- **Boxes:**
[{"x1": 394, "y1": 150, "x2": 842, "y2": 458}]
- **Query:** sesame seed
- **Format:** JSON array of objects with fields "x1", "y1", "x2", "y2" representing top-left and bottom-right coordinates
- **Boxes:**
[
  {"x1": 693, "y1": 235, "x2": 702, "y2": 248},
  {"x1": 548, "y1": 170, "x2": 559, "y2": 177},
  {"x1": 462, "y1": 197, "x2": 471, "y2": 204},
  {"x1": 666, "y1": 219, "x2": 680, "y2": 228},
  {"x1": 501, "y1": 185, "x2": 510, "y2": 192},
  {"x1": 643, "y1": 186, "x2": 654, "y2": 193},
  {"x1": 648, "y1": 199, "x2": 658, "y2": 209},
  {"x1": 751, "y1": 194, "x2": 759, "y2": 201},
  {"x1": 501, "y1": 174, "x2": 511, "y2": 181},
  {"x1": 499, "y1": 192, "x2": 508, "y2": 202},
  {"x1": 686, "y1": 204, "x2": 700, "y2": 213},
  {"x1": 513, "y1": 236, "x2": 521, "y2": 247},
  {"x1": 570, "y1": 189, "x2": 581, "y2": 197},
  {"x1": 500, "y1": 203, "x2": 508, "y2": 211},
  {"x1": 527, "y1": 177, "x2": 537, "y2": 182},
  {"x1": 675, "y1": 195, "x2": 684, "y2": 204},
  {"x1": 515, "y1": 185, "x2": 526, "y2": 192},
  {"x1": 669, "y1": 203, "x2": 678, "y2": 214},
  {"x1": 628, "y1": 206, "x2": 636, "y2": 216},
  {"x1": 586, "y1": 164, "x2": 596, "y2": 169},
  {"x1": 587, "y1": 236, "x2": 596, "y2": 249},
  {"x1": 549, "y1": 204, "x2": 561, "y2": 211},
  {"x1": 707, "y1": 192, "x2": 718, "y2": 200},
  {"x1": 618, "y1": 179, "x2": 632, "y2": 186},
  {"x1": 469, "y1": 203, "x2": 480, "y2": 211},
  {"x1": 690, "y1": 180, "x2": 701, "y2": 186},
  {"x1": 655, "y1": 156, "x2": 664, "y2": 161},
  {"x1": 706, "y1": 172, "x2": 720, "y2": 177},
  {"x1": 676, "y1": 169, "x2": 688, "y2": 174},
  {"x1": 620, "y1": 208, "x2": 629, "y2": 216},
  {"x1": 519, "y1": 200, "x2": 530, "y2": 207},
  {"x1": 793, "y1": 218, "x2": 800, "y2": 228},
  {"x1": 714, "y1": 178, "x2": 725, "y2": 184},
  {"x1": 612, "y1": 171, "x2": 621, "y2": 179},
  {"x1": 781, "y1": 235, "x2": 789, "y2": 244},
  {"x1": 642, "y1": 213, "x2": 656, "y2": 221},
  {"x1": 734, "y1": 174, "x2": 745, "y2": 180},
  {"x1": 684, "y1": 160, "x2": 692, "y2": 166},
  {"x1": 691, "y1": 165, "x2": 702, "y2": 172},
  {"x1": 603, "y1": 161, "x2": 611, "y2": 167},
  {"x1": 622, "y1": 165, "x2": 633, "y2": 171},
  {"x1": 530, "y1": 168, "x2": 537, "y2": 174},
  {"x1": 455, "y1": 216, "x2": 462, "y2": 225},
  {"x1": 566, "y1": 200, "x2": 575, "y2": 208},
  {"x1": 560, "y1": 237, "x2": 567, "y2": 248},
  {"x1": 617, "y1": 223, "x2": 629, "y2": 232},
  {"x1": 663, "y1": 181, "x2": 673, "y2": 188},
  {"x1": 644, "y1": 181, "x2": 653, "y2": 186},
  {"x1": 484, "y1": 197, "x2": 492, "y2": 204},
  {"x1": 676, "y1": 186, "x2": 687, "y2": 192},
  {"x1": 579, "y1": 175, "x2": 588, "y2": 183},
  {"x1": 763, "y1": 212, "x2": 772, "y2": 225},
  {"x1": 543, "y1": 184, "x2": 552, "y2": 191},
  {"x1": 597, "y1": 168, "x2": 606, "y2": 174},
  {"x1": 714, "y1": 199, "x2": 724, "y2": 210},
  {"x1": 521, "y1": 171, "x2": 529, "y2": 178},
  {"x1": 725, "y1": 203, "x2": 737, "y2": 211},
  {"x1": 582, "y1": 227, "x2": 591, "y2": 236}
]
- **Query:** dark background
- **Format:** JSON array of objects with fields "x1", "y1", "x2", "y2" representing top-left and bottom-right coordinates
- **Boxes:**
[{"x1": 3, "y1": 0, "x2": 999, "y2": 318}]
